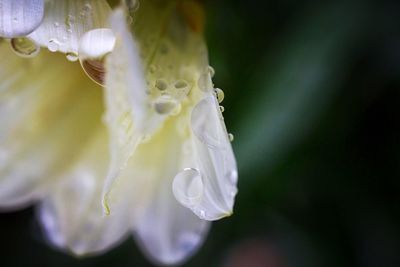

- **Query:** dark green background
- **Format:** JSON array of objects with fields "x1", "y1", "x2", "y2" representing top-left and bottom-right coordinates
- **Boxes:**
[{"x1": 1, "y1": 0, "x2": 400, "y2": 266}]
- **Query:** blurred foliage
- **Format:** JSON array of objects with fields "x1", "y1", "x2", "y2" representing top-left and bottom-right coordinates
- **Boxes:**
[{"x1": 1, "y1": 0, "x2": 400, "y2": 266}]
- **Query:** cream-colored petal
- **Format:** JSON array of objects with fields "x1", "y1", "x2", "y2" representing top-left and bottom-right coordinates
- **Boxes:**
[
  {"x1": 0, "y1": 0, "x2": 44, "y2": 38},
  {"x1": 100, "y1": 2, "x2": 211, "y2": 213},
  {"x1": 38, "y1": 127, "x2": 130, "y2": 256},
  {"x1": 0, "y1": 42, "x2": 103, "y2": 210},
  {"x1": 177, "y1": 94, "x2": 238, "y2": 221},
  {"x1": 102, "y1": 8, "x2": 164, "y2": 213},
  {"x1": 134, "y1": 181, "x2": 210, "y2": 266},
  {"x1": 103, "y1": 1, "x2": 238, "y2": 220},
  {"x1": 119, "y1": 119, "x2": 210, "y2": 265},
  {"x1": 28, "y1": 0, "x2": 111, "y2": 55}
]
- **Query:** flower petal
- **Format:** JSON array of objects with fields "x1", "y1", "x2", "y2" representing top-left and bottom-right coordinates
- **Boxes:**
[
  {"x1": 172, "y1": 95, "x2": 238, "y2": 221},
  {"x1": 38, "y1": 128, "x2": 130, "y2": 256},
  {"x1": 0, "y1": 0, "x2": 44, "y2": 38},
  {"x1": 125, "y1": 120, "x2": 210, "y2": 265},
  {"x1": 28, "y1": 0, "x2": 111, "y2": 55},
  {"x1": 134, "y1": 187, "x2": 210, "y2": 266},
  {"x1": 0, "y1": 42, "x2": 102, "y2": 210},
  {"x1": 101, "y1": 8, "x2": 163, "y2": 214}
]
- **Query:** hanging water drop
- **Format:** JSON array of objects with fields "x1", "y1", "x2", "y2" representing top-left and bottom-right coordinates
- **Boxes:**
[
  {"x1": 66, "y1": 52, "x2": 79, "y2": 62},
  {"x1": 10, "y1": 37, "x2": 40, "y2": 58},
  {"x1": 80, "y1": 59, "x2": 106, "y2": 86},
  {"x1": 228, "y1": 133, "x2": 234, "y2": 142},
  {"x1": 78, "y1": 28, "x2": 116, "y2": 86},
  {"x1": 215, "y1": 88, "x2": 224, "y2": 103},
  {"x1": 172, "y1": 168, "x2": 204, "y2": 208},
  {"x1": 208, "y1": 66, "x2": 215, "y2": 77},
  {"x1": 47, "y1": 39, "x2": 59, "y2": 52}
]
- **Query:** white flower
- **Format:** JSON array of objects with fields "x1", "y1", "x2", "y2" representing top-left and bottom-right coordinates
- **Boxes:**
[{"x1": 0, "y1": 0, "x2": 238, "y2": 265}]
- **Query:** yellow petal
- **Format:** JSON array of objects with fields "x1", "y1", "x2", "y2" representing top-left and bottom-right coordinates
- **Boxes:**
[{"x1": 0, "y1": 41, "x2": 102, "y2": 210}]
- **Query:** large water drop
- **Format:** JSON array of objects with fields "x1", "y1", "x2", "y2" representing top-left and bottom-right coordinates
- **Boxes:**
[
  {"x1": 10, "y1": 37, "x2": 40, "y2": 58},
  {"x1": 153, "y1": 95, "x2": 180, "y2": 115},
  {"x1": 191, "y1": 96, "x2": 225, "y2": 149},
  {"x1": 172, "y1": 168, "x2": 204, "y2": 208},
  {"x1": 78, "y1": 28, "x2": 116, "y2": 86},
  {"x1": 81, "y1": 59, "x2": 105, "y2": 86}
]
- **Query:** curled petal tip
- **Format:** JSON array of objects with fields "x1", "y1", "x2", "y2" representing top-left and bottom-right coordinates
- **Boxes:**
[{"x1": 102, "y1": 195, "x2": 111, "y2": 216}]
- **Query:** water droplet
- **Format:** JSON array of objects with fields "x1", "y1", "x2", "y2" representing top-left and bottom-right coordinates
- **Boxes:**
[
  {"x1": 208, "y1": 66, "x2": 215, "y2": 77},
  {"x1": 155, "y1": 79, "x2": 168, "y2": 91},
  {"x1": 80, "y1": 59, "x2": 105, "y2": 86},
  {"x1": 125, "y1": 0, "x2": 140, "y2": 12},
  {"x1": 174, "y1": 80, "x2": 188, "y2": 90},
  {"x1": 219, "y1": 106, "x2": 225, "y2": 112},
  {"x1": 197, "y1": 73, "x2": 212, "y2": 92},
  {"x1": 83, "y1": 3, "x2": 92, "y2": 12},
  {"x1": 54, "y1": 22, "x2": 60, "y2": 27},
  {"x1": 173, "y1": 168, "x2": 204, "y2": 208},
  {"x1": 215, "y1": 88, "x2": 224, "y2": 103},
  {"x1": 78, "y1": 28, "x2": 116, "y2": 59},
  {"x1": 66, "y1": 52, "x2": 78, "y2": 62},
  {"x1": 153, "y1": 95, "x2": 178, "y2": 114},
  {"x1": 149, "y1": 64, "x2": 156, "y2": 73},
  {"x1": 10, "y1": 37, "x2": 40, "y2": 58},
  {"x1": 191, "y1": 96, "x2": 225, "y2": 149},
  {"x1": 78, "y1": 29, "x2": 116, "y2": 86},
  {"x1": 47, "y1": 39, "x2": 59, "y2": 52},
  {"x1": 228, "y1": 133, "x2": 234, "y2": 142}
]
